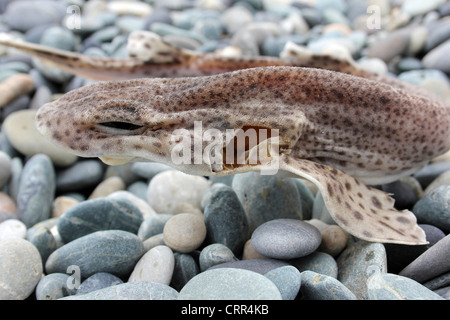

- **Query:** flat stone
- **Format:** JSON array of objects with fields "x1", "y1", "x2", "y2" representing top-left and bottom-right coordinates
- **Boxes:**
[
  {"x1": 0, "y1": 238, "x2": 43, "y2": 299},
  {"x1": 264, "y1": 266, "x2": 301, "y2": 300},
  {"x1": 35, "y1": 273, "x2": 71, "y2": 300},
  {"x1": 178, "y1": 268, "x2": 282, "y2": 300},
  {"x1": 300, "y1": 270, "x2": 357, "y2": 300},
  {"x1": 367, "y1": 272, "x2": 444, "y2": 300},
  {"x1": 163, "y1": 213, "x2": 206, "y2": 253},
  {"x1": 57, "y1": 197, "x2": 143, "y2": 243},
  {"x1": 128, "y1": 245, "x2": 174, "y2": 285},
  {"x1": 45, "y1": 230, "x2": 145, "y2": 278},
  {"x1": 337, "y1": 240, "x2": 387, "y2": 300},
  {"x1": 199, "y1": 243, "x2": 238, "y2": 272},
  {"x1": 61, "y1": 281, "x2": 178, "y2": 300},
  {"x1": 77, "y1": 272, "x2": 123, "y2": 295},
  {"x1": 251, "y1": 219, "x2": 321, "y2": 259},
  {"x1": 16, "y1": 154, "x2": 55, "y2": 227},
  {"x1": 290, "y1": 251, "x2": 338, "y2": 278},
  {"x1": 203, "y1": 184, "x2": 249, "y2": 255}
]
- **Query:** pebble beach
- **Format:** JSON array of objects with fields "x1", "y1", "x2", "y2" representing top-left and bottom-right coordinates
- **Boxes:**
[{"x1": 0, "y1": 0, "x2": 449, "y2": 302}]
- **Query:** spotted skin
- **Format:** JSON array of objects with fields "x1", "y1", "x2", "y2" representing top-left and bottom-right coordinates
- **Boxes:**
[{"x1": 35, "y1": 66, "x2": 450, "y2": 245}]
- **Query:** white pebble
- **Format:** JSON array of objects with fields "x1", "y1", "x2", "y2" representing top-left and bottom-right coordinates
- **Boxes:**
[
  {"x1": 0, "y1": 219, "x2": 27, "y2": 239},
  {"x1": 163, "y1": 213, "x2": 206, "y2": 253},
  {"x1": 128, "y1": 245, "x2": 174, "y2": 285}
]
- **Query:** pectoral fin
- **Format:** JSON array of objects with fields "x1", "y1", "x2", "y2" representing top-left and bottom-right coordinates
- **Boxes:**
[{"x1": 278, "y1": 155, "x2": 427, "y2": 245}]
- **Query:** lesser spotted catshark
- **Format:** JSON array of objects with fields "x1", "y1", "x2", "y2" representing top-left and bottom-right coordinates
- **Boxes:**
[{"x1": 1, "y1": 32, "x2": 449, "y2": 245}]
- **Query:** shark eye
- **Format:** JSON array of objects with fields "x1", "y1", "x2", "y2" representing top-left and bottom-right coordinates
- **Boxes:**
[{"x1": 97, "y1": 122, "x2": 144, "y2": 134}]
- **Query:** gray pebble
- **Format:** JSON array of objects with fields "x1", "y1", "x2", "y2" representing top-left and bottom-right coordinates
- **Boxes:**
[
  {"x1": 414, "y1": 161, "x2": 450, "y2": 187},
  {"x1": 300, "y1": 270, "x2": 357, "y2": 300},
  {"x1": 61, "y1": 281, "x2": 178, "y2": 300},
  {"x1": 264, "y1": 266, "x2": 301, "y2": 300},
  {"x1": 290, "y1": 251, "x2": 338, "y2": 278},
  {"x1": 413, "y1": 185, "x2": 450, "y2": 232},
  {"x1": 35, "y1": 273, "x2": 70, "y2": 300},
  {"x1": 0, "y1": 151, "x2": 11, "y2": 189},
  {"x1": 251, "y1": 219, "x2": 321, "y2": 259},
  {"x1": 56, "y1": 160, "x2": 104, "y2": 193},
  {"x1": 17, "y1": 154, "x2": 55, "y2": 228},
  {"x1": 423, "y1": 271, "x2": 450, "y2": 290},
  {"x1": 367, "y1": 272, "x2": 444, "y2": 300},
  {"x1": 131, "y1": 162, "x2": 173, "y2": 180},
  {"x1": 57, "y1": 197, "x2": 144, "y2": 243},
  {"x1": 423, "y1": 39, "x2": 450, "y2": 73},
  {"x1": 77, "y1": 273, "x2": 123, "y2": 295},
  {"x1": 209, "y1": 258, "x2": 290, "y2": 274},
  {"x1": 40, "y1": 26, "x2": 76, "y2": 51},
  {"x1": 28, "y1": 226, "x2": 57, "y2": 263},
  {"x1": 203, "y1": 185, "x2": 249, "y2": 255},
  {"x1": 178, "y1": 268, "x2": 281, "y2": 300},
  {"x1": 199, "y1": 243, "x2": 238, "y2": 272},
  {"x1": 128, "y1": 245, "x2": 174, "y2": 284},
  {"x1": 45, "y1": 230, "x2": 145, "y2": 278},
  {"x1": 170, "y1": 253, "x2": 200, "y2": 291},
  {"x1": 138, "y1": 214, "x2": 173, "y2": 240}
]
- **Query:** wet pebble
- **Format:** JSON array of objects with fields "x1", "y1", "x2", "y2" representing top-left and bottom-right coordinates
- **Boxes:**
[
  {"x1": 178, "y1": 268, "x2": 281, "y2": 300},
  {"x1": 76, "y1": 272, "x2": 123, "y2": 295},
  {"x1": 251, "y1": 218, "x2": 321, "y2": 260},
  {"x1": 0, "y1": 238, "x2": 43, "y2": 299},
  {"x1": 128, "y1": 245, "x2": 174, "y2": 284},
  {"x1": 45, "y1": 230, "x2": 145, "y2": 279},
  {"x1": 163, "y1": 213, "x2": 206, "y2": 253}
]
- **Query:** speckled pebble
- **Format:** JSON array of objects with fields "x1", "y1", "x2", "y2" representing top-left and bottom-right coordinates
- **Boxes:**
[
  {"x1": 76, "y1": 272, "x2": 123, "y2": 295},
  {"x1": 300, "y1": 270, "x2": 357, "y2": 300},
  {"x1": 0, "y1": 219, "x2": 26, "y2": 239},
  {"x1": 367, "y1": 272, "x2": 444, "y2": 300},
  {"x1": 413, "y1": 185, "x2": 450, "y2": 232},
  {"x1": 264, "y1": 266, "x2": 301, "y2": 300},
  {"x1": 45, "y1": 230, "x2": 145, "y2": 278},
  {"x1": 199, "y1": 243, "x2": 238, "y2": 272},
  {"x1": 337, "y1": 240, "x2": 387, "y2": 300},
  {"x1": 35, "y1": 273, "x2": 71, "y2": 300},
  {"x1": 251, "y1": 218, "x2": 321, "y2": 260},
  {"x1": 0, "y1": 238, "x2": 43, "y2": 299},
  {"x1": 147, "y1": 170, "x2": 210, "y2": 214},
  {"x1": 317, "y1": 224, "x2": 348, "y2": 257},
  {"x1": 178, "y1": 268, "x2": 282, "y2": 300},
  {"x1": 61, "y1": 281, "x2": 178, "y2": 300},
  {"x1": 128, "y1": 245, "x2": 174, "y2": 284},
  {"x1": 163, "y1": 213, "x2": 206, "y2": 253},
  {"x1": 16, "y1": 153, "x2": 55, "y2": 228}
]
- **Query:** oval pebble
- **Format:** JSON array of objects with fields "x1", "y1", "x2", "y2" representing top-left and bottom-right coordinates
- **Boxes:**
[
  {"x1": 199, "y1": 243, "x2": 238, "y2": 272},
  {"x1": 55, "y1": 160, "x2": 104, "y2": 193},
  {"x1": 251, "y1": 219, "x2": 321, "y2": 260},
  {"x1": 170, "y1": 253, "x2": 200, "y2": 291},
  {"x1": 264, "y1": 266, "x2": 301, "y2": 300},
  {"x1": 290, "y1": 251, "x2": 338, "y2": 278},
  {"x1": 178, "y1": 268, "x2": 282, "y2": 300},
  {"x1": 203, "y1": 184, "x2": 249, "y2": 255},
  {"x1": 367, "y1": 272, "x2": 444, "y2": 300},
  {"x1": 138, "y1": 213, "x2": 173, "y2": 240},
  {"x1": 163, "y1": 213, "x2": 206, "y2": 253},
  {"x1": 57, "y1": 197, "x2": 143, "y2": 243},
  {"x1": 88, "y1": 176, "x2": 125, "y2": 199},
  {"x1": 0, "y1": 238, "x2": 43, "y2": 299},
  {"x1": 300, "y1": 270, "x2": 357, "y2": 300},
  {"x1": 16, "y1": 153, "x2": 55, "y2": 227},
  {"x1": 61, "y1": 281, "x2": 178, "y2": 300},
  {"x1": 27, "y1": 225, "x2": 57, "y2": 263},
  {"x1": 108, "y1": 190, "x2": 157, "y2": 219},
  {"x1": 51, "y1": 196, "x2": 79, "y2": 218},
  {"x1": 209, "y1": 258, "x2": 290, "y2": 274},
  {"x1": 0, "y1": 151, "x2": 11, "y2": 189},
  {"x1": 147, "y1": 170, "x2": 210, "y2": 214},
  {"x1": 128, "y1": 245, "x2": 174, "y2": 284},
  {"x1": 45, "y1": 230, "x2": 145, "y2": 279},
  {"x1": 0, "y1": 219, "x2": 26, "y2": 239},
  {"x1": 413, "y1": 185, "x2": 450, "y2": 232},
  {"x1": 76, "y1": 273, "x2": 123, "y2": 295},
  {"x1": 36, "y1": 273, "x2": 70, "y2": 300}
]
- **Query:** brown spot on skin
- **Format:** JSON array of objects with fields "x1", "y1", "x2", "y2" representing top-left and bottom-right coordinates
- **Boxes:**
[
  {"x1": 353, "y1": 211, "x2": 363, "y2": 220},
  {"x1": 372, "y1": 196, "x2": 382, "y2": 209}
]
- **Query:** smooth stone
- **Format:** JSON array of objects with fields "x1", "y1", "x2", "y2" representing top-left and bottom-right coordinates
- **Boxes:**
[
  {"x1": 396, "y1": 57, "x2": 423, "y2": 72},
  {"x1": 76, "y1": 272, "x2": 123, "y2": 295},
  {"x1": 17, "y1": 154, "x2": 55, "y2": 227},
  {"x1": 0, "y1": 238, "x2": 43, "y2": 299},
  {"x1": 40, "y1": 26, "x2": 76, "y2": 51},
  {"x1": 366, "y1": 28, "x2": 411, "y2": 62},
  {"x1": 128, "y1": 245, "x2": 174, "y2": 284},
  {"x1": 401, "y1": 0, "x2": 446, "y2": 16},
  {"x1": 199, "y1": 243, "x2": 238, "y2": 272},
  {"x1": 384, "y1": 224, "x2": 445, "y2": 274},
  {"x1": 316, "y1": 224, "x2": 348, "y2": 257},
  {"x1": 0, "y1": 211, "x2": 17, "y2": 223},
  {"x1": 367, "y1": 272, "x2": 444, "y2": 300},
  {"x1": 203, "y1": 184, "x2": 249, "y2": 255},
  {"x1": 8, "y1": 157, "x2": 22, "y2": 201},
  {"x1": 45, "y1": 230, "x2": 145, "y2": 278},
  {"x1": 107, "y1": 0, "x2": 152, "y2": 16},
  {"x1": 422, "y1": 40, "x2": 450, "y2": 73},
  {"x1": 1, "y1": 95, "x2": 30, "y2": 121},
  {"x1": 35, "y1": 273, "x2": 71, "y2": 300},
  {"x1": 88, "y1": 176, "x2": 125, "y2": 199},
  {"x1": 221, "y1": 6, "x2": 254, "y2": 35},
  {"x1": 251, "y1": 219, "x2": 321, "y2": 260},
  {"x1": 413, "y1": 185, "x2": 450, "y2": 232},
  {"x1": 312, "y1": 192, "x2": 335, "y2": 224},
  {"x1": 399, "y1": 234, "x2": 450, "y2": 283},
  {"x1": 55, "y1": 160, "x2": 104, "y2": 193},
  {"x1": 147, "y1": 170, "x2": 210, "y2": 214},
  {"x1": 381, "y1": 179, "x2": 420, "y2": 210},
  {"x1": 434, "y1": 286, "x2": 450, "y2": 299},
  {"x1": 0, "y1": 219, "x2": 26, "y2": 239},
  {"x1": 290, "y1": 251, "x2": 338, "y2": 278},
  {"x1": 178, "y1": 268, "x2": 282, "y2": 300},
  {"x1": 142, "y1": 233, "x2": 166, "y2": 251},
  {"x1": 28, "y1": 226, "x2": 57, "y2": 263},
  {"x1": 425, "y1": 272, "x2": 450, "y2": 292},
  {"x1": 290, "y1": 178, "x2": 315, "y2": 220},
  {"x1": 61, "y1": 281, "x2": 178, "y2": 300},
  {"x1": 163, "y1": 213, "x2": 207, "y2": 253},
  {"x1": 424, "y1": 170, "x2": 450, "y2": 194},
  {"x1": 425, "y1": 19, "x2": 450, "y2": 51},
  {"x1": 232, "y1": 172, "x2": 303, "y2": 232},
  {"x1": 337, "y1": 240, "x2": 387, "y2": 300},
  {"x1": 29, "y1": 86, "x2": 52, "y2": 109},
  {"x1": 51, "y1": 196, "x2": 79, "y2": 218},
  {"x1": 170, "y1": 253, "x2": 199, "y2": 291},
  {"x1": 209, "y1": 258, "x2": 290, "y2": 274},
  {"x1": 242, "y1": 239, "x2": 267, "y2": 260},
  {"x1": 3, "y1": 110, "x2": 78, "y2": 166},
  {"x1": 131, "y1": 162, "x2": 173, "y2": 180},
  {"x1": 414, "y1": 161, "x2": 450, "y2": 188},
  {"x1": 138, "y1": 214, "x2": 173, "y2": 240},
  {"x1": 0, "y1": 151, "x2": 11, "y2": 189},
  {"x1": 264, "y1": 266, "x2": 301, "y2": 300},
  {"x1": 127, "y1": 181, "x2": 149, "y2": 201},
  {"x1": 108, "y1": 191, "x2": 157, "y2": 219},
  {"x1": 103, "y1": 163, "x2": 141, "y2": 187},
  {"x1": 57, "y1": 197, "x2": 144, "y2": 243},
  {"x1": 300, "y1": 270, "x2": 357, "y2": 300}
]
